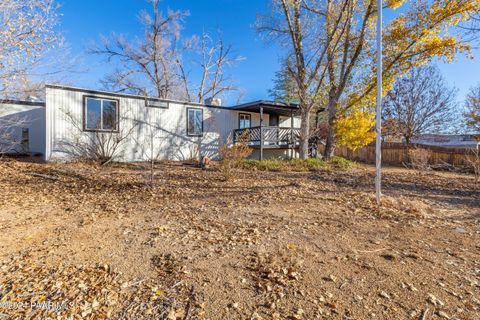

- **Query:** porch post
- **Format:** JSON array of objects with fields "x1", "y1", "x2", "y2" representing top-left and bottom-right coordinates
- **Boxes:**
[
  {"x1": 260, "y1": 107, "x2": 264, "y2": 160},
  {"x1": 290, "y1": 110, "x2": 294, "y2": 159}
]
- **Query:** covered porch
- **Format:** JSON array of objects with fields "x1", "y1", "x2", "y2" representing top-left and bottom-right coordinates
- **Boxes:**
[{"x1": 231, "y1": 101, "x2": 301, "y2": 160}]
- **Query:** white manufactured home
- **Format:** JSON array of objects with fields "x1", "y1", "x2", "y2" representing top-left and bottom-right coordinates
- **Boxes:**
[{"x1": 1, "y1": 85, "x2": 303, "y2": 162}]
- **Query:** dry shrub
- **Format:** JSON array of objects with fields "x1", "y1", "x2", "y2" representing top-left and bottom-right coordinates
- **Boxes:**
[
  {"x1": 466, "y1": 147, "x2": 480, "y2": 183},
  {"x1": 218, "y1": 133, "x2": 252, "y2": 181},
  {"x1": 409, "y1": 148, "x2": 431, "y2": 171},
  {"x1": 218, "y1": 144, "x2": 252, "y2": 181}
]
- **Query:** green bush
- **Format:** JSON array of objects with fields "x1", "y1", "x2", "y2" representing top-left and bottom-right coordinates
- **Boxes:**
[
  {"x1": 238, "y1": 157, "x2": 356, "y2": 172},
  {"x1": 239, "y1": 158, "x2": 327, "y2": 172},
  {"x1": 328, "y1": 156, "x2": 358, "y2": 169},
  {"x1": 304, "y1": 158, "x2": 329, "y2": 170},
  {"x1": 240, "y1": 159, "x2": 283, "y2": 171}
]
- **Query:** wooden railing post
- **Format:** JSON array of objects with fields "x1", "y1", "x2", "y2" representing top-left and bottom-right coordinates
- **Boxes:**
[
  {"x1": 260, "y1": 107, "x2": 264, "y2": 160},
  {"x1": 290, "y1": 111, "x2": 294, "y2": 159}
]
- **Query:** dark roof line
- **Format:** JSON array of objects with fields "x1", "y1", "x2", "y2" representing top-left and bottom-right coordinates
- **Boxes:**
[
  {"x1": 232, "y1": 100, "x2": 299, "y2": 110},
  {"x1": 45, "y1": 84, "x2": 298, "y2": 111},
  {"x1": 0, "y1": 99, "x2": 46, "y2": 107}
]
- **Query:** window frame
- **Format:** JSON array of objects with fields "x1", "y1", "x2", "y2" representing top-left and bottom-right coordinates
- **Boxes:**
[
  {"x1": 82, "y1": 95, "x2": 120, "y2": 133},
  {"x1": 145, "y1": 98, "x2": 169, "y2": 109},
  {"x1": 238, "y1": 113, "x2": 252, "y2": 129},
  {"x1": 186, "y1": 107, "x2": 204, "y2": 137},
  {"x1": 21, "y1": 128, "x2": 29, "y2": 151}
]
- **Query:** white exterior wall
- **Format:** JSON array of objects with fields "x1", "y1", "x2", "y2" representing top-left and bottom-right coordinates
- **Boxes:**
[
  {"x1": 47, "y1": 87, "x2": 228, "y2": 161},
  {"x1": 45, "y1": 86, "x2": 301, "y2": 162},
  {"x1": 0, "y1": 101, "x2": 46, "y2": 154}
]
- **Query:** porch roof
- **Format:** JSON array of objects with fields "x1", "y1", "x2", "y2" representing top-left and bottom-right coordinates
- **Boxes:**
[{"x1": 232, "y1": 100, "x2": 300, "y2": 117}]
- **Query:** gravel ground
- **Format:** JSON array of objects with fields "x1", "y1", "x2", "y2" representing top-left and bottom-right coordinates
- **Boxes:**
[{"x1": 0, "y1": 160, "x2": 478, "y2": 320}]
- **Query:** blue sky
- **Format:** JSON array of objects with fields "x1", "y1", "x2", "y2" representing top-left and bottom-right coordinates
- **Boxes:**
[{"x1": 58, "y1": 0, "x2": 480, "y2": 105}]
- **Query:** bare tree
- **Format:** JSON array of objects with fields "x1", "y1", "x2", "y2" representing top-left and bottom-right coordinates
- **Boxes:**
[
  {"x1": 257, "y1": 0, "x2": 337, "y2": 159},
  {"x1": 0, "y1": 0, "x2": 60, "y2": 96},
  {"x1": 190, "y1": 31, "x2": 243, "y2": 104},
  {"x1": 257, "y1": 0, "x2": 381, "y2": 159},
  {"x1": 321, "y1": 0, "x2": 376, "y2": 159},
  {"x1": 92, "y1": 1, "x2": 241, "y2": 104},
  {"x1": 91, "y1": 0, "x2": 189, "y2": 99},
  {"x1": 464, "y1": 84, "x2": 480, "y2": 134},
  {"x1": 382, "y1": 66, "x2": 458, "y2": 144}
]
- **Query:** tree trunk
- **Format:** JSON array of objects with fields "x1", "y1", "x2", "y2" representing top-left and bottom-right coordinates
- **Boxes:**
[
  {"x1": 324, "y1": 125, "x2": 336, "y2": 160},
  {"x1": 405, "y1": 135, "x2": 411, "y2": 145},
  {"x1": 323, "y1": 100, "x2": 337, "y2": 159},
  {"x1": 299, "y1": 109, "x2": 311, "y2": 160},
  {"x1": 150, "y1": 158, "x2": 154, "y2": 186},
  {"x1": 405, "y1": 136, "x2": 412, "y2": 164}
]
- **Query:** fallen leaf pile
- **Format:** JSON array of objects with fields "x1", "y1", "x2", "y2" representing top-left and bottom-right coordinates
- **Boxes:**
[{"x1": 0, "y1": 251, "x2": 205, "y2": 320}]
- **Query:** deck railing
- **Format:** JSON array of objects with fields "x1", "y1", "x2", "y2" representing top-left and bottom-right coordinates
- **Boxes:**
[{"x1": 233, "y1": 126, "x2": 301, "y2": 147}]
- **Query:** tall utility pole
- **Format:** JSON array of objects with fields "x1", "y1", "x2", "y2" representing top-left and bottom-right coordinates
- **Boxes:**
[{"x1": 375, "y1": 0, "x2": 383, "y2": 205}]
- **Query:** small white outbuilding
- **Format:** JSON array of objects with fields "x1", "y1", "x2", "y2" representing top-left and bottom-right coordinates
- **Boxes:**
[{"x1": 0, "y1": 99, "x2": 46, "y2": 155}]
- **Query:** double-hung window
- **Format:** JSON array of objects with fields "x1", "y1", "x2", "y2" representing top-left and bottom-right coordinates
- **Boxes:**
[
  {"x1": 239, "y1": 113, "x2": 251, "y2": 129},
  {"x1": 84, "y1": 97, "x2": 119, "y2": 131},
  {"x1": 187, "y1": 108, "x2": 203, "y2": 136}
]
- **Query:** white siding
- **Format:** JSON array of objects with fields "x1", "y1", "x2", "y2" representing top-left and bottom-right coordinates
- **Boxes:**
[
  {"x1": 45, "y1": 86, "x2": 302, "y2": 162},
  {"x1": 0, "y1": 101, "x2": 45, "y2": 154}
]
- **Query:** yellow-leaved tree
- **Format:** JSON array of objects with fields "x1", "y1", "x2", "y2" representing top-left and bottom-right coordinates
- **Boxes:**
[
  {"x1": 258, "y1": 0, "x2": 480, "y2": 159},
  {"x1": 323, "y1": 0, "x2": 480, "y2": 158},
  {"x1": 335, "y1": 110, "x2": 376, "y2": 150}
]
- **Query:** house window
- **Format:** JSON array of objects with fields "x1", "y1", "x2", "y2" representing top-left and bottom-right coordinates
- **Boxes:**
[
  {"x1": 187, "y1": 108, "x2": 203, "y2": 136},
  {"x1": 146, "y1": 98, "x2": 168, "y2": 109},
  {"x1": 84, "y1": 97, "x2": 119, "y2": 131},
  {"x1": 239, "y1": 113, "x2": 251, "y2": 129},
  {"x1": 21, "y1": 128, "x2": 29, "y2": 151}
]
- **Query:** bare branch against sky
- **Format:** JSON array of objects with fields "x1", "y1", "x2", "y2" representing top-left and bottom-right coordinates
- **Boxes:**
[
  {"x1": 383, "y1": 65, "x2": 459, "y2": 144},
  {"x1": 90, "y1": 0, "x2": 242, "y2": 103}
]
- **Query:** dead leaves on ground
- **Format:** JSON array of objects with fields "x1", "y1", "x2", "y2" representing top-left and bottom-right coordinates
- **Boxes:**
[
  {"x1": 0, "y1": 160, "x2": 479, "y2": 319},
  {"x1": 0, "y1": 252, "x2": 205, "y2": 320}
]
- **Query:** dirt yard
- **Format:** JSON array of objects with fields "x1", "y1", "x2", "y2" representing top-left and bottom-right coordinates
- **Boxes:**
[{"x1": 0, "y1": 160, "x2": 478, "y2": 320}]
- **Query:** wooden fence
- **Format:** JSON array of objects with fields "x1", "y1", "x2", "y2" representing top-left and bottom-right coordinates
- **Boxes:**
[{"x1": 319, "y1": 142, "x2": 478, "y2": 168}]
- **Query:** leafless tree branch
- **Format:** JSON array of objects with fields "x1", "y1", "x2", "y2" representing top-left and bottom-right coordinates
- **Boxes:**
[{"x1": 382, "y1": 66, "x2": 459, "y2": 144}]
